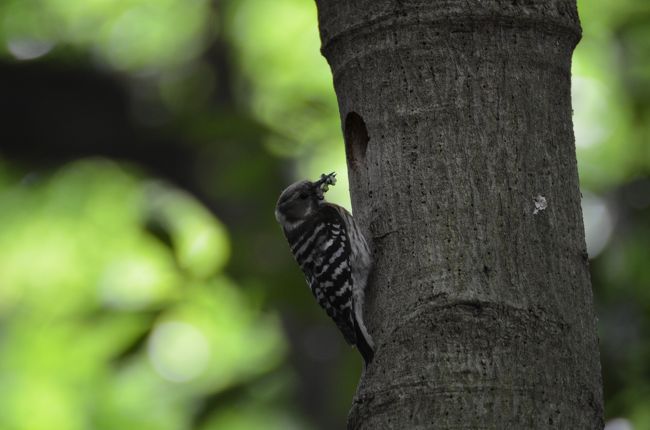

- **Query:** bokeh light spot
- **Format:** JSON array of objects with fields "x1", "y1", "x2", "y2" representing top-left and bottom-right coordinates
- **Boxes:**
[
  {"x1": 605, "y1": 418, "x2": 634, "y2": 430},
  {"x1": 573, "y1": 77, "x2": 612, "y2": 149},
  {"x1": 148, "y1": 321, "x2": 211, "y2": 383},
  {"x1": 582, "y1": 190, "x2": 615, "y2": 258},
  {"x1": 7, "y1": 38, "x2": 54, "y2": 60}
]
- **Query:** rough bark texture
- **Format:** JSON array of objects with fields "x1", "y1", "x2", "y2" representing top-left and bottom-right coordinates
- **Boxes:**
[{"x1": 315, "y1": 1, "x2": 604, "y2": 429}]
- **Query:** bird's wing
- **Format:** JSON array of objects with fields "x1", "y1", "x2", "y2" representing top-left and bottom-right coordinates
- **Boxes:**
[{"x1": 292, "y1": 207, "x2": 357, "y2": 345}]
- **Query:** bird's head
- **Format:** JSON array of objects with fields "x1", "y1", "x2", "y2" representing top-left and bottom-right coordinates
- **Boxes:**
[{"x1": 275, "y1": 172, "x2": 336, "y2": 229}]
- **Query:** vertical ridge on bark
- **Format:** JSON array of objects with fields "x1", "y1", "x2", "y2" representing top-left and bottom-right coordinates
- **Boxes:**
[{"x1": 315, "y1": 1, "x2": 603, "y2": 429}]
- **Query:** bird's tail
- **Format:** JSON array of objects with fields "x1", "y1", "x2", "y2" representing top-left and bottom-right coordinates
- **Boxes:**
[{"x1": 354, "y1": 319, "x2": 374, "y2": 365}]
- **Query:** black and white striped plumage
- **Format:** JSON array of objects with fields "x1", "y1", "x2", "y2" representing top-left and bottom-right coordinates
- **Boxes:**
[{"x1": 275, "y1": 173, "x2": 374, "y2": 364}]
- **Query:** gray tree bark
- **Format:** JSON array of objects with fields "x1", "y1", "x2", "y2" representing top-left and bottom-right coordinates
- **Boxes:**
[{"x1": 314, "y1": 1, "x2": 604, "y2": 429}]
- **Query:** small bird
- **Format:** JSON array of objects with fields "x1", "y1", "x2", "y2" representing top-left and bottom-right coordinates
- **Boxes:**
[{"x1": 275, "y1": 172, "x2": 374, "y2": 364}]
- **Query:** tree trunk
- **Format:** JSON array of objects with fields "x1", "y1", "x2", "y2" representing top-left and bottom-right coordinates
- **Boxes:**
[{"x1": 315, "y1": 1, "x2": 604, "y2": 429}]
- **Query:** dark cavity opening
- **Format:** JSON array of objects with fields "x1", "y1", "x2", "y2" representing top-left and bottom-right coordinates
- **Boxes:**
[{"x1": 344, "y1": 111, "x2": 369, "y2": 168}]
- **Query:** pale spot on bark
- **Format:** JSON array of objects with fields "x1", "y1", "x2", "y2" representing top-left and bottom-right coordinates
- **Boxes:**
[{"x1": 533, "y1": 195, "x2": 548, "y2": 215}]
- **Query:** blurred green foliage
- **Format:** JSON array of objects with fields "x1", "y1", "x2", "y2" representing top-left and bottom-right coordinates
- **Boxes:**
[
  {"x1": 224, "y1": 0, "x2": 351, "y2": 206},
  {"x1": 0, "y1": 0, "x2": 648, "y2": 429},
  {"x1": 574, "y1": 0, "x2": 650, "y2": 190},
  {"x1": 574, "y1": 2, "x2": 650, "y2": 429},
  {"x1": 0, "y1": 0, "x2": 213, "y2": 70},
  {"x1": 0, "y1": 160, "x2": 290, "y2": 430}
]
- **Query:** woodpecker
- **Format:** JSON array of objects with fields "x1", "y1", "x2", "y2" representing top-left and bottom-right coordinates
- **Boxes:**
[{"x1": 275, "y1": 172, "x2": 374, "y2": 364}]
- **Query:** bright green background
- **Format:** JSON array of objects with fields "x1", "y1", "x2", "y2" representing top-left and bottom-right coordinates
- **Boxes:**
[{"x1": 0, "y1": 0, "x2": 648, "y2": 429}]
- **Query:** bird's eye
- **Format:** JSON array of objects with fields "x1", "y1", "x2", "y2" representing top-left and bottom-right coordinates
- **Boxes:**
[{"x1": 299, "y1": 193, "x2": 309, "y2": 200}]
